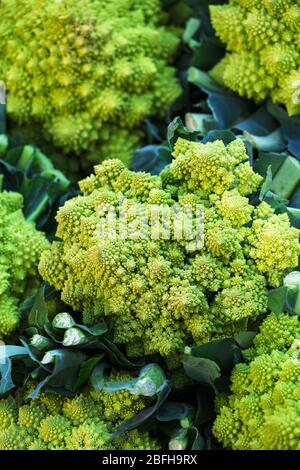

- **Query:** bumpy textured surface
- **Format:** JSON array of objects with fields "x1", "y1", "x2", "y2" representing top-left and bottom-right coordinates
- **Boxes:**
[
  {"x1": 0, "y1": 189, "x2": 49, "y2": 338},
  {"x1": 0, "y1": 384, "x2": 159, "y2": 450},
  {"x1": 39, "y1": 138, "x2": 300, "y2": 358},
  {"x1": 210, "y1": 0, "x2": 300, "y2": 115},
  {"x1": 213, "y1": 313, "x2": 300, "y2": 450},
  {"x1": 0, "y1": 0, "x2": 181, "y2": 174}
]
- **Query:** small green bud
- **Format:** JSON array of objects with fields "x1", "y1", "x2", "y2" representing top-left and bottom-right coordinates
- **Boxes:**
[
  {"x1": 63, "y1": 327, "x2": 90, "y2": 346},
  {"x1": 41, "y1": 350, "x2": 56, "y2": 365},
  {"x1": 169, "y1": 428, "x2": 189, "y2": 450},
  {"x1": 52, "y1": 312, "x2": 76, "y2": 329},
  {"x1": 29, "y1": 334, "x2": 54, "y2": 351},
  {"x1": 132, "y1": 364, "x2": 166, "y2": 397}
]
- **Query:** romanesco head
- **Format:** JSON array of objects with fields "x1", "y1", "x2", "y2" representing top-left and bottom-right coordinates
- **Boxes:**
[
  {"x1": 0, "y1": 0, "x2": 181, "y2": 173},
  {"x1": 213, "y1": 313, "x2": 300, "y2": 450},
  {"x1": 39, "y1": 138, "x2": 300, "y2": 357},
  {"x1": 0, "y1": 386, "x2": 159, "y2": 450},
  {"x1": 210, "y1": 1, "x2": 300, "y2": 115},
  {"x1": 0, "y1": 188, "x2": 50, "y2": 338}
]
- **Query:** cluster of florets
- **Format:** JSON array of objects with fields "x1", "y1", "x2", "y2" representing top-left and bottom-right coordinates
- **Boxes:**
[
  {"x1": 39, "y1": 138, "x2": 300, "y2": 358},
  {"x1": 0, "y1": 0, "x2": 181, "y2": 173},
  {"x1": 210, "y1": 0, "x2": 300, "y2": 115},
  {"x1": 213, "y1": 312, "x2": 300, "y2": 450},
  {"x1": 0, "y1": 371, "x2": 158, "y2": 450},
  {"x1": 0, "y1": 187, "x2": 49, "y2": 338}
]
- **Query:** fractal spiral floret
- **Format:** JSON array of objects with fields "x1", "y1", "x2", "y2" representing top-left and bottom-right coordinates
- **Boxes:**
[
  {"x1": 0, "y1": 379, "x2": 159, "y2": 450},
  {"x1": 0, "y1": 0, "x2": 181, "y2": 173},
  {"x1": 0, "y1": 185, "x2": 49, "y2": 338},
  {"x1": 39, "y1": 138, "x2": 300, "y2": 358},
  {"x1": 213, "y1": 313, "x2": 300, "y2": 450},
  {"x1": 210, "y1": 0, "x2": 300, "y2": 115}
]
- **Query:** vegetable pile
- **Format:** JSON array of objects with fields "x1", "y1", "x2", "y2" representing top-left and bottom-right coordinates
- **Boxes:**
[{"x1": 0, "y1": 0, "x2": 299, "y2": 453}]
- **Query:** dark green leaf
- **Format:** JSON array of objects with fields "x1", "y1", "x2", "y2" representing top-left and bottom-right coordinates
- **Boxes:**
[
  {"x1": 202, "y1": 130, "x2": 236, "y2": 145},
  {"x1": 187, "y1": 338, "x2": 242, "y2": 375},
  {"x1": 114, "y1": 382, "x2": 172, "y2": 436},
  {"x1": 156, "y1": 402, "x2": 194, "y2": 423},
  {"x1": 90, "y1": 362, "x2": 110, "y2": 391},
  {"x1": 0, "y1": 359, "x2": 14, "y2": 394},
  {"x1": 190, "y1": 426, "x2": 206, "y2": 450},
  {"x1": 234, "y1": 331, "x2": 256, "y2": 350},
  {"x1": 28, "y1": 287, "x2": 49, "y2": 330},
  {"x1": 167, "y1": 117, "x2": 201, "y2": 150},
  {"x1": 132, "y1": 145, "x2": 170, "y2": 175},
  {"x1": 74, "y1": 355, "x2": 104, "y2": 390},
  {"x1": 195, "y1": 386, "x2": 216, "y2": 426},
  {"x1": 268, "y1": 286, "x2": 288, "y2": 315},
  {"x1": 183, "y1": 355, "x2": 220, "y2": 390},
  {"x1": 259, "y1": 165, "x2": 273, "y2": 201}
]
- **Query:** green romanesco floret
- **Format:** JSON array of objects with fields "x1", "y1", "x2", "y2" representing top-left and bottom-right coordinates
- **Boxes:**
[
  {"x1": 0, "y1": 384, "x2": 159, "y2": 450},
  {"x1": 0, "y1": 187, "x2": 50, "y2": 338},
  {"x1": 213, "y1": 313, "x2": 300, "y2": 450},
  {"x1": 0, "y1": 0, "x2": 181, "y2": 174},
  {"x1": 210, "y1": 0, "x2": 300, "y2": 115},
  {"x1": 39, "y1": 138, "x2": 300, "y2": 357},
  {"x1": 90, "y1": 370, "x2": 152, "y2": 424}
]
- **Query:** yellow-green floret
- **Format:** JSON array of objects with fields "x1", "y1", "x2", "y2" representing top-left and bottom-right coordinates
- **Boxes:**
[
  {"x1": 0, "y1": 0, "x2": 181, "y2": 174},
  {"x1": 0, "y1": 382, "x2": 160, "y2": 450},
  {"x1": 210, "y1": 0, "x2": 300, "y2": 115},
  {"x1": 0, "y1": 187, "x2": 50, "y2": 338},
  {"x1": 213, "y1": 313, "x2": 300, "y2": 450},
  {"x1": 39, "y1": 138, "x2": 300, "y2": 357}
]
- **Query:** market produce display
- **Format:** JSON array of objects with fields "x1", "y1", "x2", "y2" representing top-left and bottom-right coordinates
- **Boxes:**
[
  {"x1": 0, "y1": 0, "x2": 181, "y2": 173},
  {"x1": 0, "y1": 0, "x2": 299, "y2": 453}
]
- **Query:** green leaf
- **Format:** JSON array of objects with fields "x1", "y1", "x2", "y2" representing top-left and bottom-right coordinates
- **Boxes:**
[
  {"x1": 242, "y1": 129, "x2": 285, "y2": 153},
  {"x1": 167, "y1": 116, "x2": 201, "y2": 150},
  {"x1": 190, "y1": 426, "x2": 206, "y2": 450},
  {"x1": 28, "y1": 287, "x2": 49, "y2": 330},
  {"x1": 114, "y1": 382, "x2": 172, "y2": 436},
  {"x1": 183, "y1": 355, "x2": 220, "y2": 390},
  {"x1": 132, "y1": 145, "x2": 170, "y2": 175},
  {"x1": 188, "y1": 67, "x2": 224, "y2": 93},
  {"x1": 202, "y1": 129, "x2": 236, "y2": 146},
  {"x1": 186, "y1": 338, "x2": 242, "y2": 375},
  {"x1": 268, "y1": 286, "x2": 288, "y2": 315},
  {"x1": 156, "y1": 402, "x2": 195, "y2": 427},
  {"x1": 74, "y1": 355, "x2": 104, "y2": 390},
  {"x1": 194, "y1": 386, "x2": 215, "y2": 426},
  {"x1": 0, "y1": 359, "x2": 14, "y2": 394},
  {"x1": 259, "y1": 165, "x2": 273, "y2": 201},
  {"x1": 234, "y1": 331, "x2": 256, "y2": 350},
  {"x1": 90, "y1": 362, "x2": 110, "y2": 391}
]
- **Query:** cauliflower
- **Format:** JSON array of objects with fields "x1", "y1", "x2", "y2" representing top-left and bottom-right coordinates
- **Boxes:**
[
  {"x1": 210, "y1": 0, "x2": 300, "y2": 115},
  {"x1": 0, "y1": 384, "x2": 159, "y2": 450},
  {"x1": 0, "y1": 0, "x2": 181, "y2": 174},
  {"x1": 0, "y1": 186, "x2": 49, "y2": 338},
  {"x1": 39, "y1": 138, "x2": 300, "y2": 358},
  {"x1": 213, "y1": 313, "x2": 300, "y2": 450}
]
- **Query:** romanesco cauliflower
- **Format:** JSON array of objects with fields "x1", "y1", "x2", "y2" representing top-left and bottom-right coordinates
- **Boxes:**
[
  {"x1": 0, "y1": 385, "x2": 159, "y2": 450},
  {"x1": 0, "y1": 0, "x2": 181, "y2": 174},
  {"x1": 0, "y1": 185, "x2": 49, "y2": 338},
  {"x1": 210, "y1": 0, "x2": 300, "y2": 115},
  {"x1": 213, "y1": 312, "x2": 300, "y2": 450},
  {"x1": 39, "y1": 138, "x2": 300, "y2": 358}
]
